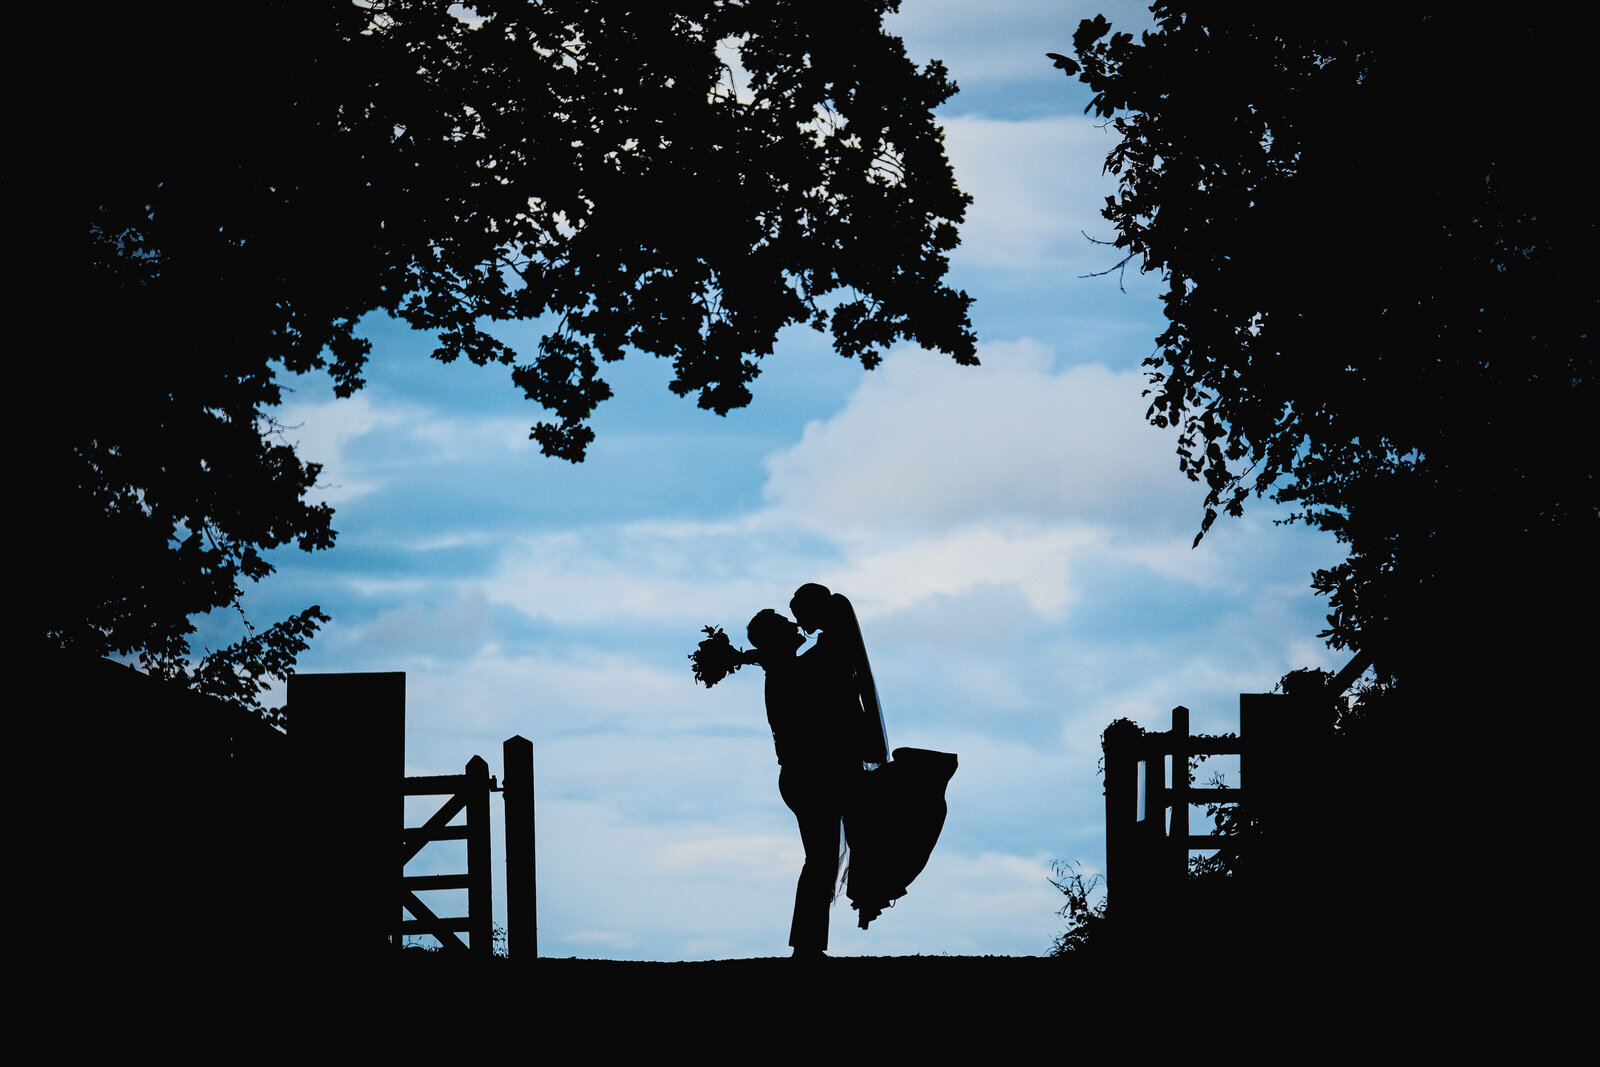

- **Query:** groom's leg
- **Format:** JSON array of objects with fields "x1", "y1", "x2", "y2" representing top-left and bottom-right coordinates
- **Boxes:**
[
  {"x1": 782, "y1": 770, "x2": 840, "y2": 953},
  {"x1": 790, "y1": 807, "x2": 839, "y2": 952}
]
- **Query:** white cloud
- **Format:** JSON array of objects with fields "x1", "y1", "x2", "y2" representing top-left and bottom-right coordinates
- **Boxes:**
[
  {"x1": 356, "y1": 590, "x2": 492, "y2": 656},
  {"x1": 764, "y1": 341, "x2": 1203, "y2": 538},
  {"x1": 653, "y1": 833, "x2": 798, "y2": 880},
  {"x1": 272, "y1": 388, "x2": 534, "y2": 508},
  {"x1": 940, "y1": 114, "x2": 1130, "y2": 273},
  {"x1": 817, "y1": 523, "x2": 1102, "y2": 621},
  {"x1": 472, "y1": 339, "x2": 1221, "y2": 636},
  {"x1": 891, "y1": 0, "x2": 1158, "y2": 107},
  {"x1": 268, "y1": 392, "x2": 407, "y2": 504}
]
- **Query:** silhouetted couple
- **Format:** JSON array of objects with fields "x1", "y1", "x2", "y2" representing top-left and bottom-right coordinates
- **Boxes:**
[{"x1": 748, "y1": 584, "x2": 956, "y2": 959}]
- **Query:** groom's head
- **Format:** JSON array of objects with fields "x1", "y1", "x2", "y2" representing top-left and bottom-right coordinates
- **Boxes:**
[{"x1": 747, "y1": 609, "x2": 802, "y2": 653}]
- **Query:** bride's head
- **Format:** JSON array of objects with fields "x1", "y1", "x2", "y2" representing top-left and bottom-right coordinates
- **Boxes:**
[{"x1": 790, "y1": 583, "x2": 834, "y2": 634}]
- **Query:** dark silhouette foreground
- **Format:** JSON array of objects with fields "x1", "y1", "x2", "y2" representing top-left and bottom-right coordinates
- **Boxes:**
[{"x1": 745, "y1": 586, "x2": 956, "y2": 956}]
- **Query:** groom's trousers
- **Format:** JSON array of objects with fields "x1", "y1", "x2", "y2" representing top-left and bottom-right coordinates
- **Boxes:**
[{"x1": 779, "y1": 762, "x2": 857, "y2": 953}]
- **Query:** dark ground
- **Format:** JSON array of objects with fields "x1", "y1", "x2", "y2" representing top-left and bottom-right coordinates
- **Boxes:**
[{"x1": 86, "y1": 951, "x2": 1530, "y2": 1054}]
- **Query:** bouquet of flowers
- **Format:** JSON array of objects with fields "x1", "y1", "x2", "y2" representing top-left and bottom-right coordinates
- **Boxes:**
[{"x1": 689, "y1": 625, "x2": 751, "y2": 687}]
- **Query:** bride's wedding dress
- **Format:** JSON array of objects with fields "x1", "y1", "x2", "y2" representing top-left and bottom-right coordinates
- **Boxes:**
[
  {"x1": 813, "y1": 592, "x2": 956, "y2": 929},
  {"x1": 845, "y1": 746, "x2": 958, "y2": 928}
]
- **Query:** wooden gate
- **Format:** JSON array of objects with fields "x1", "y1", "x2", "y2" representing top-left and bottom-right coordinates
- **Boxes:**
[
  {"x1": 1101, "y1": 656, "x2": 1365, "y2": 928},
  {"x1": 1102, "y1": 702, "x2": 1256, "y2": 922},
  {"x1": 400, "y1": 737, "x2": 537, "y2": 957},
  {"x1": 402, "y1": 756, "x2": 494, "y2": 953},
  {"x1": 288, "y1": 673, "x2": 537, "y2": 958}
]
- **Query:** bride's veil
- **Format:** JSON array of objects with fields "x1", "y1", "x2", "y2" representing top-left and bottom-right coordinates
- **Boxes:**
[{"x1": 834, "y1": 592, "x2": 889, "y2": 765}]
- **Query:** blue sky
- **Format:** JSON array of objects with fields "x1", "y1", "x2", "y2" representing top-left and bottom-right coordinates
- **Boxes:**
[{"x1": 221, "y1": 2, "x2": 1346, "y2": 960}]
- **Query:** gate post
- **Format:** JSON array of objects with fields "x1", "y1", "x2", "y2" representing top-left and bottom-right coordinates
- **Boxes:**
[
  {"x1": 503, "y1": 735, "x2": 536, "y2": 959},
  {"x1": 466, "y1": 755, "x2": 493, "y2": 954},
  {"x1": 289, "y1": 671, "x2": 405, "y2": 956},
  {"x1": 1168, "y1": 705, "x2": 1191, "y2": 883},
  {"x1": 1102, "y1": 718, "x2": 1143, "y2": 920}
]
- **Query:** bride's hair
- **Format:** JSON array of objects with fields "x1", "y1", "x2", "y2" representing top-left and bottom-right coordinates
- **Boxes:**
[{"x1": 790, "y1": 582, "x2": 834, "y2": 625}]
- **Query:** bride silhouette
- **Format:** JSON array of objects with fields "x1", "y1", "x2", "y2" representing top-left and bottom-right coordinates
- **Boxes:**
[
  {"x1": 786, "y1": 584, "x2": 957, "y2": 931},
  {"x1": 789, "y1": 583, "x2": 889, "y2": 766}
]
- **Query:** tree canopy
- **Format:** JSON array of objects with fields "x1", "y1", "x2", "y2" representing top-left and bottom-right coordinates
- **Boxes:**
[
  {"x1": 72, "y1": 1, "x2": 974, "y2": 714},
  {"x1": 1054, "y1": 6, "x2": 1596, "y2": 694}
]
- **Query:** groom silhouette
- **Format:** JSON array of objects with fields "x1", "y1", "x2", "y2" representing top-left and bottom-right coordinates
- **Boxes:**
[{"x1": 747, "y1": 608, "x2": 862, "y2": 958}]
